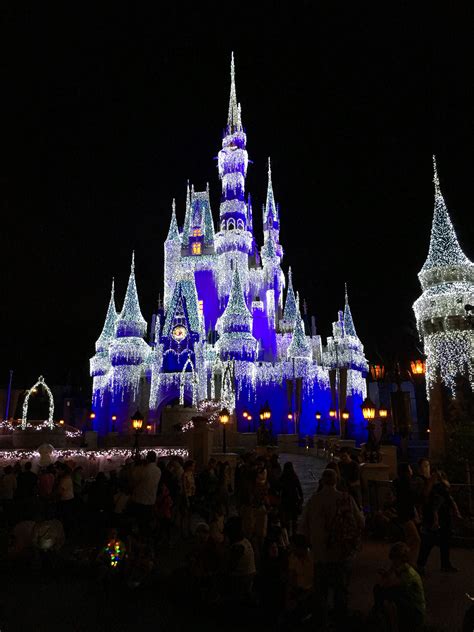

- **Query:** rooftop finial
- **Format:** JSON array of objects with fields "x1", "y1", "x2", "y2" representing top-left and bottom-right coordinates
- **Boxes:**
[
  {"x1": 227, "y1": 52, "x2": 240, "y2": 131},
  {"x1": 345, "y1": 282, "x2": 349, "y2": 305},
  {"x1": 131, "y1": 251, "x2": 135, "y2": 273},
  {"x1": 268, "y1": 156, "x2": 272, "y2": 177},
  {"x1": 432, "y1": 155, "x2": 441, "y2": 197},
  {"x1": 111, "y1": 277, "x2": 115, "y2": 296}
]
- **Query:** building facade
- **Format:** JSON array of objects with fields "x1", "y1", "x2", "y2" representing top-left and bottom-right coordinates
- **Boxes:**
[{"x1": 90, "y1": 56, "x2": 369, "y2": 439}]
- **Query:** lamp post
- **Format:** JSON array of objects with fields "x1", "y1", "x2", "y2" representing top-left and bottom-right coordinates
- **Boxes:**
[
  {"x1": 328, "y1": 408, "x2": 337, "y2": 435},
  {"x1": 361, "y1": 396, "x2": 376, "y2": 443},
  {"x1": 378, "y1": 406, "x2": 389, "y2": 444},
  {"x1": 341, "y1": 407, "x2": 350, "y2": 436},
  {"x1": 219, "y1": 407, "x2": 230, "y2": 454},
  {"x1": 315, "y1": 411, "x2": 322, "y2": 434},
  {"x1": 131, "y1": 410, "x2": 144, "y2": 460}
]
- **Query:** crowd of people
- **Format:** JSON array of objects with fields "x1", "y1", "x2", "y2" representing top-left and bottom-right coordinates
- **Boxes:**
[{"x1": 0, "y1": 447, "x2": 466, "y2": 631}]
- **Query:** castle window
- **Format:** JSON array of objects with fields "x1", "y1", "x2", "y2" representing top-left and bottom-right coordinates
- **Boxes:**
[
  {"x1": 192, "y1": 241, "x2": 202, "y2": 255},
  {"x1": 192, "y1": 228, "x2": 202, "y2": 237},
  {"x1": 237, "y1": 219, "x2": 244, "y2": 230},
  {"x1": 227, "y1": 218, "x2": 235, "y2": 230},
  {"x1": 198, "y1": 299, "x2": 204, "y2": 314}
]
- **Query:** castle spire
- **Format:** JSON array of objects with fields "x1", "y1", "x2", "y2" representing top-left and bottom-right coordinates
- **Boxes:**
[
  {"x1": 420, "y1": 156, "x2": 471, "y2": 275},
  {"x1": 221, "y1": 266, "x2": 252, "y2": 331},
  {"x1": 287, "y1": 305, "x2": 311, "y2": 359},
  {"x1": 282, "y1": 267, "x2": 298, "y2": 327},
  {"x1": 264, "y1": 157, "x2": 278, "y2": 225},
  {"x1": 117, "y1": 252, "x2": 147, "y2": 337},
  {"x1": 182, "y1": 181, "x2": 192, "y2": 243},
  {"x1": 227, "y1": 52, "x2": 241, "y2": 133},
  {"x1": 95, "y1": 278, "x2": 118, "y2": 352},
  {"x1": 343, "y1": 283, "x2": 358, "y2": 337},
  {"x1": 166, "y1": 199, "x2": 180, "y2": 242}
]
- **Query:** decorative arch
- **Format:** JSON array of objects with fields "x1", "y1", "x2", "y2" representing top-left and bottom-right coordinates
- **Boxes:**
[
  {"x1": 237, "y1": 218, "x2": 244, "y2": 230},
  {"x1": 227, "y1": 218, "x2": 236, "y2": 230},
  {"x1": 180, "y1": 357, "x2": 198, "y2": 406},
  {"x1": 22, "y1": 375, "x2": 54, "y2": 430}
]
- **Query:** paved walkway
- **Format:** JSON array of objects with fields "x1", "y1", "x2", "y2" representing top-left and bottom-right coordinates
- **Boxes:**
[{"x1": 285, "y1": 451, "x2": 474, "y2": 631}]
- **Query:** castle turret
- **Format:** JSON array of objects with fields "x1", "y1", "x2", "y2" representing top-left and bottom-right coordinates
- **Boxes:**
[
  {"x1": 413, "y1": 156, "x2": 474, "y2": 394},
  {"x1": 287, "y1": 306, "x2": 312, "y2": 360},
  {"x1": 90, "y1": 279, "x2": 117, "y2": 404},
  {"x1": 280, "y1": 267, "x2": 298, "y2": 332},
  {"x1": 109, "y1": 254, "x2": 150, "y2": 414},
  {"x1": 164, "y1": 199, "x2": 181, "y2": 310},
  {"x1": 216, "y1": 267, "x2": 257, "y2": 361}
]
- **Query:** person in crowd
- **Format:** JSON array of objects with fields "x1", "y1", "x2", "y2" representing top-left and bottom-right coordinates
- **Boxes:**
[
  {"x1": 0, "y1": 466, "x2": 17, "y2": 503},
  {"x1": 56, "y1": 463, "x2": 75, "y2": 534},
  {"x1": 181, "y1": 460, "x2": 196, "y2": 537},
  {"x1": 216, "y1": 461, "x2": 232, "y2": 516},
  {"x1": 16, "y1": 462, "x2": 38, "y2": 500},
  {"x1": 317, "y1": 461, "x2": 342, "y2": 491},
  {"x1": 279, "y1": 461, "x2": 304, "y2": 537},
  {"x1": 372, "y1": 541, "x2": 425, "y2": 632},
  {"x1": 188, "y1": 522, "x2": 221, "y2": 604},
  {"x1": 72, "y1": 466, "x2": 84, "y2": 500},
  {"x1": 209, "y1": 505, "x2": 225, "y2": 545},
  {"x1": 299, "y1": 467, "x2": 364, "y2": 626},
  {"x1": 392, "y1": 463, "x2": 421, "y2": 567},
  {"x1": 285, "y1": 534, "x2": 314, "y2": 624},
  {"x1": 417, "y1": 469, "x2": 461, "y2": 574},
  {"x1": 155, "y1": 480, "x2": 173, "y2": 546},
  {"x1": 339, "y1": 448, "x2": 362, "y2": 508},
  {"x1": 129, "y1": 450, "x2": 161, "y2": 534},
  {"x1": 267, "y1": 453, "x2": 282, "y2": 492},
  {"x1": 225, "y1": 516, "x2": 256, "y2": 603}
]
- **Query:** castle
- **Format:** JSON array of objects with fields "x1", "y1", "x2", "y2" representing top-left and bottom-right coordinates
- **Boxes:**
[{"x1": 90, "y1": 55, "x2": 369, "y2": 439}]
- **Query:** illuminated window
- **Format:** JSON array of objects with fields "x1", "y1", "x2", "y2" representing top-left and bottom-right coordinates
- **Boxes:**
[
  {"x1": 198, "y1": 300, "x2": 204, "y2": 314},
  {"x1": 192, "y1": 242, "x2": 202, "y2": 255},
  {"x1": 192, "y1": 228, "x2": 202, "y2": 237}
]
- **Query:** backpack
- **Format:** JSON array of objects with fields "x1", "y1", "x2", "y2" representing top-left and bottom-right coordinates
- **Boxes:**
[{"x1": 326, "y1": 492, "x2": 362, "y2": 558}]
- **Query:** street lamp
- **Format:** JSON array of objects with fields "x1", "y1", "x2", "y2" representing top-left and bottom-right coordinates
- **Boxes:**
[
  {"x1": 315, "y1": 411, "x2": 322, "y2": 434},
  {"x1": 111, "y1": 414, "x2": 117, "y2": 432},
  {"x1": 89, "y1": 412, "x2": 96, "y2": 420},
  {"x1": 410, "y1": 360, "x2": 426, "y2": 376},
  {"x1": 131, "y1": 410, "x2": 144, "y2": 459},
  {"x1": 378, "y1": 406, "x2": 389, "y2": 443},
  {"x1": 328, "y1": 408, "x2": 337, "y2": 435},
  {"x1": 262, "y1": 401, "x2": 271, "y2": 421},
  {"x1": 219, "y1": 407, "x2": 230, "y2": 454},
  {"x1": 361, "y1": 396, "x2": 376, "y2": 442}
]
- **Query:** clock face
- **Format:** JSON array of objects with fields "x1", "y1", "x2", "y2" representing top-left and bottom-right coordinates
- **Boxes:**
[{"x1": 171, "y1": 325, "x2": 188, "y2": 342}]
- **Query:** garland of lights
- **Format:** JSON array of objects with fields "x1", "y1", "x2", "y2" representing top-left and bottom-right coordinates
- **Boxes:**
[
  {"x1": 0, "y1": 446, "x2": 189, "y2": 465},
  {"x1": 22, "y1": 376, "x2": 55, "y2": 430}
]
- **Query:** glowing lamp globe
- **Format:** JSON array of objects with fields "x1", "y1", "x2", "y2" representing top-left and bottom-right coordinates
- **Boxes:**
[
  {"x1": 410, "y1": 360, "x2": 426, "y2": 376},
  {"x1": 59, "y1": 419, "x2": 65, "y2": 426},
  {"x1": 341, "y1": 408, "x2": 350, "y2": 421},
  {"x1": 315, "y1": 411, "x2": 322, "y2": 420},
  {"x1": 370, "y1": 364, "x2": 385, "y2": 381},
  {"x1": 242, "y1": 410, "x2": 249, "y2": 419},
  {"x1": 111, "y1": 415, "x2": 117, "y2": 422},
  {"x1": 89, "y1": 412, "x2": 96, "y2": 420},
  {"x1": 361, "y1": 397, "x2": 376, "y2": 421},
  {"x1": 262, "y1": 401, "x2": 271, "y2": 420},
  {"x1": 379, "y1": 407, "x2": 389, "y2": 419},
  {"x1": 219, "y1": 407, "x2": 230, "y2": 425},
  {"x1": 329, "y1": 409, "x2": 337, "y2": 419},
  {"x1": 287, "y1": 413, "x2": 293, "y2": 420},
  {"x1": 131, "y1": 409, "x2": 144, "y2": 431},
  {"x1": 247, "y1": 414, "x2": 252, "y2": 421}
]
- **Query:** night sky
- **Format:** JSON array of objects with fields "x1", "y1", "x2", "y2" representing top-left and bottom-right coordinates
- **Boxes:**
[{"x1": 2, "y1": 4, "x2": 472, "y2": 391}]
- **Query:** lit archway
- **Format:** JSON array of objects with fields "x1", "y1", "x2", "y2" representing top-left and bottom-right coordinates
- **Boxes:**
[{"x1": 21, "y1": 375, "x2": 55, "y2": 430}]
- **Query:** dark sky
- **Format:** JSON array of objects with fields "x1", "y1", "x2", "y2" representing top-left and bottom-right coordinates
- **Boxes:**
[{"x1": 1, "y1": 3, "x2": 473, "y2": 391}]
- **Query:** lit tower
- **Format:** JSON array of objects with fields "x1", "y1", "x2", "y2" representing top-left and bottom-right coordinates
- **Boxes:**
[
  {"x1": 413, "y1": 157, "x2": 474, "y2": 395},
  {"x1": 108, "y1": 253, "x2": 150, "y2": 429},
  {"x1": 216, "y1": 53, "x2": 253, "y2": 298},
  {"x1": 164, "y1": 199, "x2": 181, "y2": 311},
  {"x1": 89, "y1": 279, "x2": 117, "y2": 431}
]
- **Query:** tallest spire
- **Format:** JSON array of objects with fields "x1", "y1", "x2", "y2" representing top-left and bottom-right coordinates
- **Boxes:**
[{"x1": 227, "y1": 52, "x2": 241, "y2": 133}]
